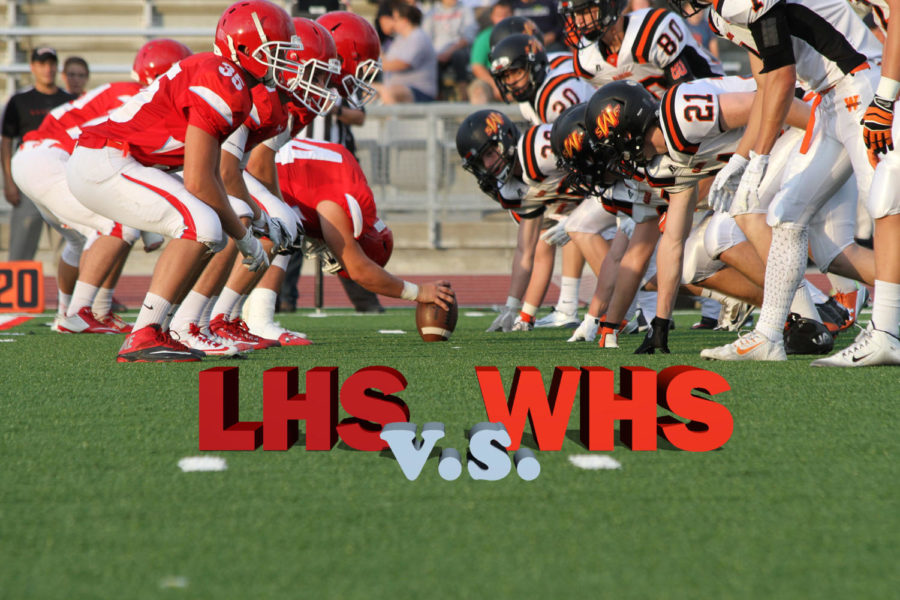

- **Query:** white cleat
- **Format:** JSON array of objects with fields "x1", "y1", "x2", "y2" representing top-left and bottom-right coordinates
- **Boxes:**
[
  {"x1": 173, "y1": 323, "x2": 239, "y2": 356},
  {"x1": 511, "y1": 317, "x2": 534, "y2": 331},
  {"x1": 715, "y1": 297, "x2": 756, "y2": 331},
  {"x1": 534, "y1": 308, "x2": 580, "y2": 328},
  {"x1": 811, "y1": 323, "x2": 900, "y2": 367},
  {"x1": 568, "y1": 315, "x2": 599, "y2": 342},
  {"x1": 700, "y1": 330, "x2": 786, "y2": 361},
  {"x1": 597, "y1": 327, "x2": 619, "y2": 349}
]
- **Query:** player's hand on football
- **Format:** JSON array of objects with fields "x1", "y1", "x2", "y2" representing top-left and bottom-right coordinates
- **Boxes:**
[
  {"x1": 419, "y1": 280, "x2": 454, "y2": 311},
  {"x1": 487, "y1": 305, "x2": 516, "y2": 332},
  {"x1": 708, "y1": 153, "x2": 747, "y2": 213},
  {"x1": 567, "y1": 314, "x2": 599, "y2": 342},
  {"x1": 862, "y1": 95, "x2": 894, "y2": 166},
  {"x1": 731, "y1": 152, "x2": 768, "y2": 216},
  {"x1": 540, "y1": 218, "x2": 571, "y2": 246},
  {"x1": 634, "y1": 317, "x2": 672, "y2": 354},
  {"x1": 236, "y1": 229, "x2": 269, "y2": 272}
]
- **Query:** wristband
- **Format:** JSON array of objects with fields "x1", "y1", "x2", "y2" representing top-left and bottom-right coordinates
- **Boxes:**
[
  {"x1": 876, "y1": 77, "x2": 900, "y2": 102},
  {"x1": 401, "y1": 281, "x2": 419, "y2": 301}
]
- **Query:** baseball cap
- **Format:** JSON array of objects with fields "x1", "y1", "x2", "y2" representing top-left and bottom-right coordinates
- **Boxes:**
[{"x1": 31, "y1": 47, "x2": 58, "y2": 62}]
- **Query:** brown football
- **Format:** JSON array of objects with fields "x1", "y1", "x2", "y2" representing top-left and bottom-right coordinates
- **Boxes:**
[{"x1": 415, "y1": 295, "x2": 459, "y2": 342}]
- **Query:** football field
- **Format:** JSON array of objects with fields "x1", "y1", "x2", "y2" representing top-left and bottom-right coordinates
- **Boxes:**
[{"x1": 1, "y1": 309, "x2": 896, "y2": 599}]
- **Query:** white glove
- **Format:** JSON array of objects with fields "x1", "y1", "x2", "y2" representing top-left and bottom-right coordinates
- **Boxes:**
[
  {"x1": 268, "y1": 217, "x2": 293, "y2": 254},
  {"x1": 540, "y1": 217, "x2": 571, "y2": 247},
  {"x1": 731, "y1": 152, "x2": 769, "y2": 216},
  {"x1": 236, "y1": 229, "x2": 269, "y2": 272},
  {"x1": 708, "y1": 153, "x2": 748, "y2": 213},
  {"x1": 251, "y1": 211, "x2": 270, "y2": 237},
  {"x1": 487, "y1": 300, "x2": 519, "y2": 332},
  {"x1": 567, "y1": 314, "x2": 599, "y2": 342},
  {"x1": 511, "y1": 316, "x2": 534, "y2": 331}
]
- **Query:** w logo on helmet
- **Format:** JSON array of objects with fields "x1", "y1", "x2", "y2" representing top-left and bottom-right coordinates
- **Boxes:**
[
  {"x1": 563, "y1": 130, "x2": 584, "y2": 158},
  {"x1": 484, "y1": 112, "x2": 505, "y2": 136},
  {"x1": 525, "y1": 37, "x2": 542, "y2": 56},
  {"x1": 593, "y1": 104, "x2": 621, "y2": 140}
]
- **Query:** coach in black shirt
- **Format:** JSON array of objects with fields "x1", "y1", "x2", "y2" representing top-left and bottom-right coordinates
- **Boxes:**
[{"x1": 1, "y1": 47, "x2": 75, "y2": 261}]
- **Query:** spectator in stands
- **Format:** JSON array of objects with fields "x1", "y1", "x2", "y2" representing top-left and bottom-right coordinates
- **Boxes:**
[
  {"x1": 510, "y1": 0, "x2": 562, "y2": 51},
  {"x1": 375, "y1": 3, "x2": 438, "y2": 103},
  {"x1": 468, "y1": 0, "x2": 514, "y2": 104},
  {"x1": 375, "y1": 0, "x2": 417, "y2": 49},
  {"x1": 62, "y1": 56, "x2": 90, "y2": 96},
  {"x1": 685, "y1": 9, "x2": 719, "y2": 59},
  {"x1": 1, "y1": 47, "x2": 75, "y2": 261},
  {"x1": 423, "y1": 0, "x2": 479, "y2": 100}
]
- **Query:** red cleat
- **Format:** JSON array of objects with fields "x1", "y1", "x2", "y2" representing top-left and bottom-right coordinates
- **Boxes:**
[
  {"x1": 210, "y1": 314, "x2": 280, "y2": 350},
  {"x1": 97, "y1": 312, "x2": 133, "y2": 334},
  {"x1": 56, "y1": 306, "x2": 121, "y2": 334},
  {"x1": 117, "y1": 324, "x2": 204, "y2": 363}
]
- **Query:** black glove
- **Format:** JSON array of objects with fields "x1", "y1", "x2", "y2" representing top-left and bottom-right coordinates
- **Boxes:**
[{"x1": 634, "y1": 317, "x2": 671, "y2": 354}]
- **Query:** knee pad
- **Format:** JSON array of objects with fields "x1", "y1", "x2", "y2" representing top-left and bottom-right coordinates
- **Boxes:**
[
  {"x1": 61, "y1": 238, "x2": 84, "y2": 267},
  {"x1": 868, "y1": 151, "x2": 900, "y2": 219}
]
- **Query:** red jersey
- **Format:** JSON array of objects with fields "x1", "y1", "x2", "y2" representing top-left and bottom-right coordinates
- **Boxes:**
[
  {"x1": 275, "y1": 138, "x2": 377, "y2": 239},
  {"x1": 78, "y1": 53, "x2": 252, "y2": 168},
  {"x1": 223, "y1": 85, "x2": 291, "y2": 159},
  {"x1": 23, "y1": 81, "x2": 141, "y2": 153}
]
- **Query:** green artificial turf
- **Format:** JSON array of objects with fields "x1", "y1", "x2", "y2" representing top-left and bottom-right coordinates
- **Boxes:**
[{"x1": 0, "y1": 310, "x2": 896, "y2": 599}]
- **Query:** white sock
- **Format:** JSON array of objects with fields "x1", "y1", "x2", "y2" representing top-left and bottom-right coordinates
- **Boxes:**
[
  {"x1": 200, "y1": 295, "x2": 217, "y2": 333},
  {"x1": 230, "y1": 295, "x2": 248, "y2": 320},
  {"x1": 789, "y1": 280, "x2": 821, "y2": 321},
  {"x1": 92, "y1": 287, "x2": 114, "y2": 318},
  {"x1": 169, "y1": 291, "x2": 209, "y2": 334},
  {"x1": 556, "y1": 276, "x2": 580, "y2": 315},
  {"x1": 212, "y1": 287, "x2": 241, "y2": 320},
  {"x1": 827, "y1": 273, "x2": 857, "y2": 295},
  {"x1": 134, "y1": 292, "x2": 171, "y2": 331},
  {"x1": 66, "y1": 281, "x2": 98, "y2": 317},
  {"x1": 872, "y1": 280, "x2": 900, "y2": 336},
  {"x1": 57, "y1": 292, "x2": 71, "y2": 317},
  {"x1": 244, "y1": 288, "x2": 277, "y2": 328},
  {"x1": 162, "y1": 303, "x2": 179, "y2": 330},
  {"x1": 757, "y1": 226, "x2": 808, "y2": 342}
]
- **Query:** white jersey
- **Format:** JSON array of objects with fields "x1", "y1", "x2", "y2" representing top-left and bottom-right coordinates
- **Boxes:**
[
  {"x1": 708, "y1": 0, "x2": 881, "y2": 94},
  {"x1": 644, "y1": 76, "x2": 757, "y2": 192},
  {"x1": 518, "y1": 58, "x2": 596, "y2": 125},
  {"x1": 496, "y1": 123, "x2": 585, "y2": 215},
  {"x1": 574, "y1": 8, "x2": 723, "y2": 98},
  {"x1": 848, "y1": 0, "x2": 890, "y2": 36}
]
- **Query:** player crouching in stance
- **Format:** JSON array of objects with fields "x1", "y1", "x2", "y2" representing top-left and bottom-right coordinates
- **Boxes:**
[
  {"x1": 66, "y1": 0, "x2": 299, "y2": 362},
  {"x1": 273, "y1": 138, "x2": 454, "y2": 313}
]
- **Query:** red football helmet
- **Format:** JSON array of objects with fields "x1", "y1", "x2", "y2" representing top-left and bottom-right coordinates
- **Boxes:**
[
  {"x1": 336, "y1": 219, "x2": 394, "y2": 278},
  {"x1": 315, "y1": 11, "x2": 381, "y2": 108},
  {"x1": 288, "y1": 17, "x2": 342, "y2": 116},
  {"x1": 132, "y1": 39, "x2": 192, "y2": 86},
  {"x1": 214, "y1": 0, "x2": 302, "y2": 93}
]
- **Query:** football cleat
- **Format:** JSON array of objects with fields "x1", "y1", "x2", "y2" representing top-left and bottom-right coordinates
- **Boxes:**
[
  {"x1": 210, "y1": 314, "x2": 280, "y2": 350},
  {"x1": 715, "y1": 297, "x2": 755, "y2": 331},
  {"x1": 534, "y1": 308, "x2": 580, "y2": 328},
  {"x1": 96, "y1": 312, "x2": 133, "y2": 334},
  {"x1": 246, "y1": 321, "x2": 312, "y2": 346},
  {"x1": 633, "y1": 308, "x2": 649, "y2": 333},
  {"x1": 700, "y1": 330, "x2": 786, "y2": 361},
  {"x1": 692, "y1": 316, "x2": 718, "y2": 330},
  {"x1": 56, "y1": 306, "x2": 121, "y2": 334},
  {"x1": 816, "y1": 298, "x2": 850, "y2": 333},
  {"x1": 117, "y1": 324, "x2": 203, "y2": 363},
  {"x1": 811, "y1": 323, "x2": 900, "y2": 367},
  {"x1": 832, "y1": 286, "x2": 868, "y2": 331},
  {"x1": 597, "y1": 325, "x2": 619, "y2": 348},
  {"x1": 173, "y1": 323, "x2": 240, "y2": 356}
]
